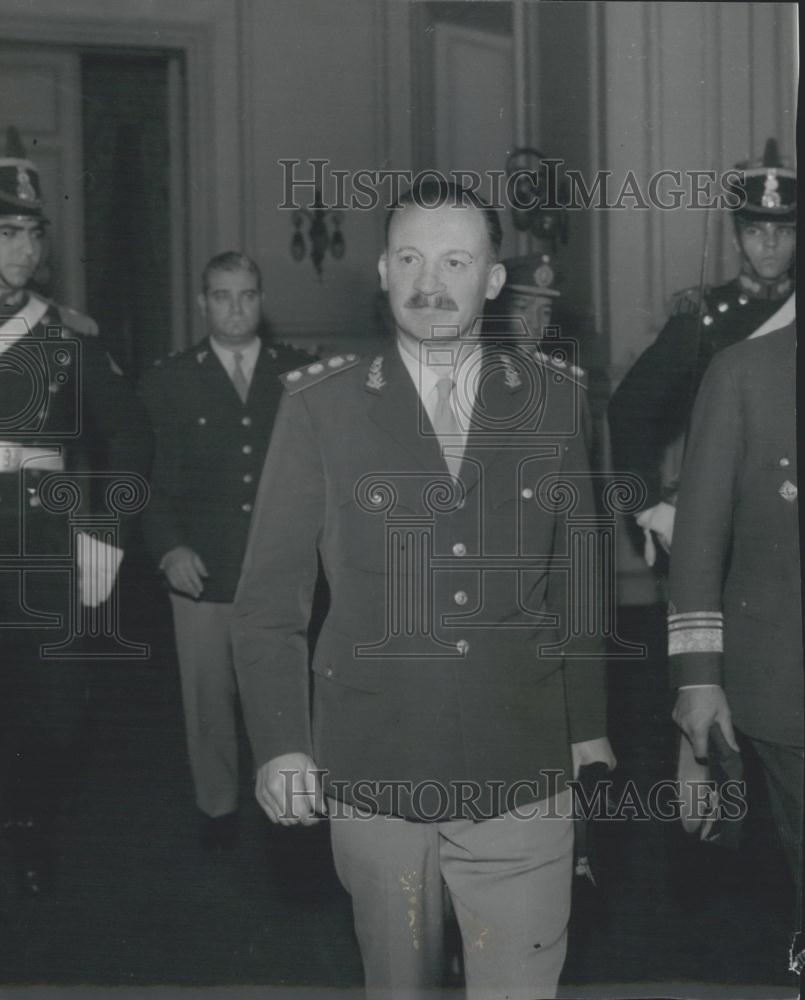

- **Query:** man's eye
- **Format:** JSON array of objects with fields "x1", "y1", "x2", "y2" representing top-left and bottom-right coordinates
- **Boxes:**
[
  {"x1": 446, "y1": 259, "x2": 466, "y2": 269},
  {"x1": 400, "y1": 255, "x2": 417, "y2": 265}
]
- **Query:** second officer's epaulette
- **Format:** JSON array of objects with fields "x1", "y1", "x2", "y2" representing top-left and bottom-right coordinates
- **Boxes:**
[
  {"x1": 281, "y1": 353, "x2": 360, "y2": 394},
  {"x1": 150, "y1": 348, "x2": 183, "y2": 368},
  {"x1": 530, "y1": 345, "x2": 587, "y2": 386},
  {"x1": 668, "y1": 285, "x2": 705, "y2": 317}
]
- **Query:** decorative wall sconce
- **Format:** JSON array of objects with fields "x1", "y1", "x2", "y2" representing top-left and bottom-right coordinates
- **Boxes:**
[{"x1": 290, "y1": 187, "x2": 345, "y2": 280}]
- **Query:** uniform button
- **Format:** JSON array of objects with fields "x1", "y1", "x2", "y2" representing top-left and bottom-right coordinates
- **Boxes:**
[
  {"x1": 717, "y1": 302, "x2": 728, "y2": 313},
  {"x1": 29, "y1": 495, "x2": 41, "y2": 508},
  {"x1": 243, "y1": 473, "x2": 253, "y2": 484},
  {"x1": 780, "y1": 457, "x2": 790, "y2": 467},
  {"x1": 521, "y1": 487, "x2": 534, "y2": 500},
  {"x1": 454, "y1": 590, "x2": 468, "y2": 606},
  {"x1": 241, "y1": 416, "x2": 252, "y2": 427},
  {"x1": 241, "y1": 502, "x2": 253, "y2": 513},
  {"x1": 452, "y1": 542, "x2": 466, "y2": 557},
  {"x1": 456, "y1": 639, "x2": 469, "y2": 655},
  {"x1": 242, "y1": 444, "x2": 252, "y2": 455},
  {"x1": 325, "y1": 667, "x2": 333, "y2": 677},
  {"x1": 198, "y1": 417, "x2": 206, "y2": 426},
  {"x1": 738, "y1": 294, "x2": 749, "y2": 305},
  {"x1": 702, "y1": 315, "x2": 713, "y2": 326}
]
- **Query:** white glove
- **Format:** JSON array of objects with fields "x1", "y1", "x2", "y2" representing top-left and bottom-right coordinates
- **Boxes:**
[
  {"x1": 635, "y1": 502, "x2": 676, "y2": 566},
  {"x1": 76, "y1": 532, "x2": 123, "y2": 607}
]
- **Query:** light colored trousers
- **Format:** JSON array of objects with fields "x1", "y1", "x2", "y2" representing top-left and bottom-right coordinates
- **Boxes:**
[
  {"x1": 170, "y1": 594, "x2": 240, "y2": 817},
  {"x1": 329, "y1": 790, "x2": 573, "y2": 1000}
]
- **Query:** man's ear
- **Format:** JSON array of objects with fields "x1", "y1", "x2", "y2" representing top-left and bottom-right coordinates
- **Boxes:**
[
  {"x1": 378, "y1": 252, "x2": 389, "y2": 292},
  {"x1": 485, "y1": 262, "x2": 506, "y2": 301}
]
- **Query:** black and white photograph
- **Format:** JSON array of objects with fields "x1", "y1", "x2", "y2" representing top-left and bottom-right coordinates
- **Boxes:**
[{"x1": 0, "y1": 2, "x2": 800, "y2": 998}]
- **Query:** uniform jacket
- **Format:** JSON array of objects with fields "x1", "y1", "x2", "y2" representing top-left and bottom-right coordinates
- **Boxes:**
[
  {"x1": 608, "y1": 277, "x2": 793, "y2": 507},
  {"x1": 138, "y1": 336, "x2": 312, "y2": 603},
  {"x1": 232, "y1": 345, "x2": 608, "y2": 821},
  {"x1": 668, "y1": 323, "x2": 802, "y2": 748},
  {"x1": 0, "y1": 293, "x2": 149, "y2": 559}
]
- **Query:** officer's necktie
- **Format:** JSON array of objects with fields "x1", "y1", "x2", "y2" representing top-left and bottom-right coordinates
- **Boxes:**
[
  {"x1": 432, "y1": 376, "x2": 463, "y2": 477},
  {"x1": 230, "y1": 350, "x2": 250, "y2": 404}
]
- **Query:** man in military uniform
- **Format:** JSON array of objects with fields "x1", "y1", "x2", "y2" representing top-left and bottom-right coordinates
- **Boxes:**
[
  {"x1": 668, "y1": 321, "x2": 802, "y2": 903},
  {"x1": 139, "y1": 252, "x2": 312, "y2": 851},
  {"x1": 608, "y1": 139, "x2": 796, "y2": 562},
  {"x1": 0, "y1": 128, "x2": 149, "y2": 895},
  {"x1": 232, "y1": 181, "x2": 615, "y2": 997}
]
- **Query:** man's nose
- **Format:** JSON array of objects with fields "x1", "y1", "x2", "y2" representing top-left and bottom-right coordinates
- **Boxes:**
[
  {"x1": 232, "y1": 295, "x2": 244, "y2": 314},
  {"x1": 414, "y1": 261, "x2": 445, "y2": 296},
  {"x1": 762, "y1": 227, "x2": 779, "y2": 248},
  {"x1": 19, "y1": 232, "x2": 37, "y2": 258}
]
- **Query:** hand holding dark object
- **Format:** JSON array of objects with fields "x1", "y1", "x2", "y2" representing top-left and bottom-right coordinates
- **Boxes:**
[
  {"x1": 673, "y1": 685, "x2": 739, "y2": 760},
  {"x1": 573, "y1": 760, "x2": 614, "y2": 887}
]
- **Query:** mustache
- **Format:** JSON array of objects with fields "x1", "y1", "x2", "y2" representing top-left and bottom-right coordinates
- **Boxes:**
[{"x1": 404, "y1": 291, "x2": 459, "y2": 311}]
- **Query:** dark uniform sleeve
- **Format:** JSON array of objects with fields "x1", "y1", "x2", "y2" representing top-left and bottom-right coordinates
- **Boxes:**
[
  {"x1": 608, "y1": 311, "x2": 701, "y2": 507},
  {"x1": 137, "y1": 367, "x2": 186, "y2": 566},
  {"x1": 77, "y1": 334, "x2": 152, "y2": 544},
  {"x1": 666, "y1": 354, "x2": 741, "y2": 688},
  {"x1": 549, "y1": 416, "x2": 608, "y2": 743},
  {"x1": 231, "y1": 390, "x2": 325, "y2": 768}
]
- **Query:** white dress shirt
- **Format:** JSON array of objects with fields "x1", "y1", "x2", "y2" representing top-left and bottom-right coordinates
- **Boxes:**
[
  {"x1": 209, "y1": 336, "x2": 261, "y2": 385},
  {"x1": 396, "y1": 339, "x2": 480, "y2": 449}
]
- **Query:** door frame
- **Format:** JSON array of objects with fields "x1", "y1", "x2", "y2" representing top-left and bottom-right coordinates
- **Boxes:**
[{"x1": 0, "y1": 0, "x2": 244, "y2": 349}]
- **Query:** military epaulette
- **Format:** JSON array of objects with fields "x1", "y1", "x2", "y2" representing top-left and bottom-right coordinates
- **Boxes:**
[
  {"x1": 281, "y1": 353, "x2": 360, "y2": 394},
  {"x1": 150, "y1": 348, "x2": 182, "y2": 368},
  {"x1": 529, "y1": 346, "x2": 587, "y2": 385},
  {"x1": 51, "y1": 300, "x2": 99, "y2": 337},
  {"x1": 669, "y1": 286, "x2": 705, "y2": 317}
]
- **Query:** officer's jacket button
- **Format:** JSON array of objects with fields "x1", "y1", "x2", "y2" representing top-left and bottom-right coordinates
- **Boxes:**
[
  {"x1": 456, "y1": 639, "x2": 469, "y2": 654},
  {"x1": 242, "y1": 444, "x2": 252, "y2": 455},
  {"x1": 325, "y1": 667, "x2": 333, "y2": 677},
  {"x1": 243, "y1": 473, "x2": 253, "y2": 484},
  {"x1": 198, "y1": 417, "x2": 206, "y2": 426},
  {"x1": 242, "y1": 416, "x2": 252, "y2": 427},
  {"x1": 454, "y1": 590, "x2": 468, "y2": 606},
  {"x1": 780, "y1": 457, "x2": 790, "y2": 468},
  {"x1": 242, "y1": 502, "x2": 253, "y2": 513},
  {"x1": 521, "y1": 487, "x2": 534, "y2": 500},
  {"x1": 452, "y1": 542, "x2": 466, "y2": 557},
  {"x1": 717, "y1": 302, "x2": 728, "y2": 313}
]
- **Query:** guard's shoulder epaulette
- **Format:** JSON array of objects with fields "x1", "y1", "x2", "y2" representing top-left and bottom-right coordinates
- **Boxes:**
[
  {"x1": 281, "y1": 353, "x2": 361, "y2": 394},
  {"x1": 669, "y1": 286, "x2": 705, "y2": 317},
  {"x1": 528, "y1": 345, "x2": 587, "y2": 385},
  {"x1": 49, "y1": 299, "x2": 99, "y2": 337}
]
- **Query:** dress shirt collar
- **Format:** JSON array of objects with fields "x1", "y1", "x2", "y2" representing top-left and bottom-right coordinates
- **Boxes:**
[
  {"x1": 209, "y1": 335, "x2": 261, "y2": 378},
  {"x1": 396, "y1": 337, "x2": 480, "y2": 427}
]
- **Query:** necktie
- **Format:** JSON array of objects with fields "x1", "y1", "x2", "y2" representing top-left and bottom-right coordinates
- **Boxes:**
[
  {"x1": 432, "y1": 377, "x2": 463, "y2": 477},
  {"x1": 230, "y1": 350, "x2": 249, "y2": 404}
]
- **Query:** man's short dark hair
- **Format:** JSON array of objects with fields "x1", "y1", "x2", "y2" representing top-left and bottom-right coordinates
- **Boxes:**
[
  {"x1": 201, "y1": 251, "x2": 262, "y2": 292},
  {"x1": 385, "y1": 178, "x2": 503, "y2": 261}
]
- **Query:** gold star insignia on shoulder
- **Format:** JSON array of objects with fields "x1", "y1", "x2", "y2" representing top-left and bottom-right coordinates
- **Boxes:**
[{"x1": 281, "y1": 354, "x2": 360, "y2": 394}]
